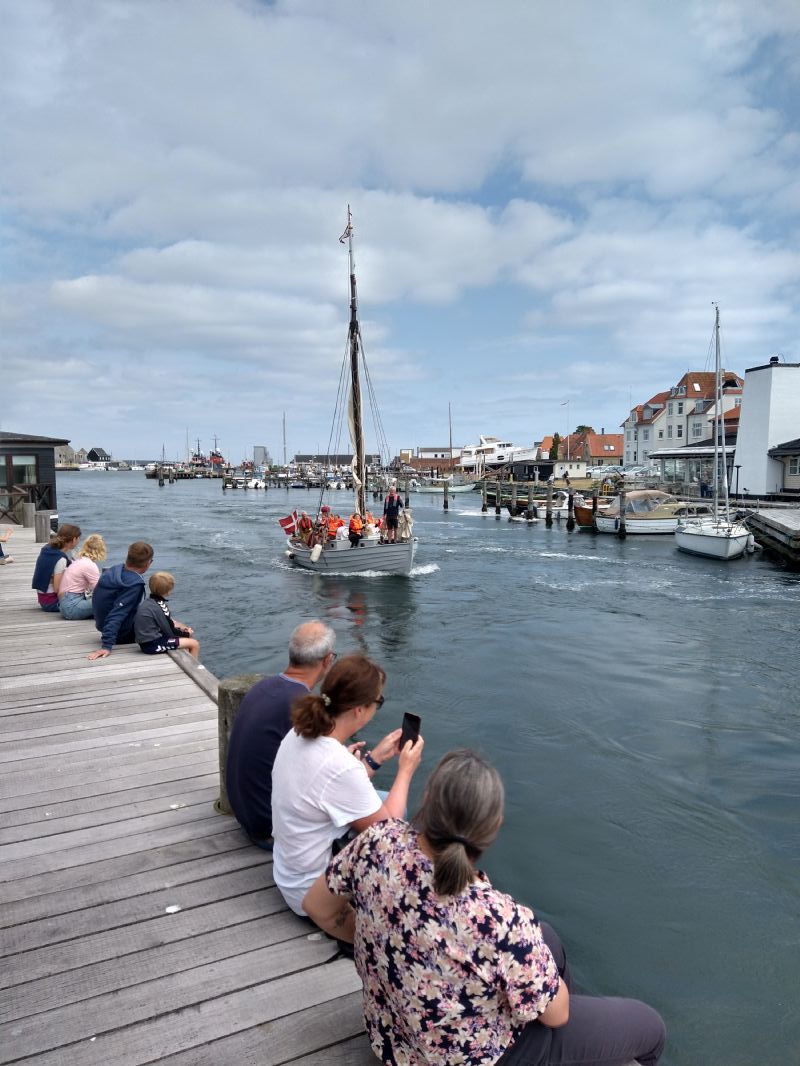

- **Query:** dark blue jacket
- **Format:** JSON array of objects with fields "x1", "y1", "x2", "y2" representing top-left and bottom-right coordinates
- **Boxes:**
[
  {"x1": 31, "y1": 545, "x2": 69, "y2": 593},
  {"x1": 92, "y1": 564, "x2": 146, "y2": 650}
]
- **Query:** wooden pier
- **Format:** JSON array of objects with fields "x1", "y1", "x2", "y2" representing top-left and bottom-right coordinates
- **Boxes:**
[{"x1": 0, "y1": 528, "x2": 373, "y2": 1064}]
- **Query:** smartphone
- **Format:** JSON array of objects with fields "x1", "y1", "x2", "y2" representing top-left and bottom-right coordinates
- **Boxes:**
[{"x1": 400, "y1": 712, "x2": 421, "y2": 749}]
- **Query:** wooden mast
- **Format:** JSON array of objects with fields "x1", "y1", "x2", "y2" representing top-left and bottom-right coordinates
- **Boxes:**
[{"x1": 343, "y1": 206, "x2": 366, "y2": 515}]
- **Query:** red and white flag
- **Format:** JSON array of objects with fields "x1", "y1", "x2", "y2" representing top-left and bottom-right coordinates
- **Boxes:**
[{"x1": 278, "y1": 510, "x2": 298, "y2": 535}]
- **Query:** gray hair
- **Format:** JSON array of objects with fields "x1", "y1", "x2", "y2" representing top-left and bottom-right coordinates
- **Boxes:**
[
  {"x1": 415, "y1": 749, "x2": 505, "y2": 897},
  {"x1": 288, "y1": 620, "x2": 336, "y2": 666}
]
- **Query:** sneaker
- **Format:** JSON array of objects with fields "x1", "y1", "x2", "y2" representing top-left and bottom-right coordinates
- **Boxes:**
[{"x1": 0, "y1": 556, "x2": 14, "y2": 565}]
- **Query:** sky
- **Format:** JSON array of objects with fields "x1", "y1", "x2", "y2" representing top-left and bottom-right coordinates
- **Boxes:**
[{"x1": 1, "y1": 0, "x2": 799, "y2": 463}]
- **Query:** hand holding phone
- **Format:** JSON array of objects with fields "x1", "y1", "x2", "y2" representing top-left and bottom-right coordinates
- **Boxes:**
[{"x1": 400, "y1": 712, "x2": 421, "y2": 749}]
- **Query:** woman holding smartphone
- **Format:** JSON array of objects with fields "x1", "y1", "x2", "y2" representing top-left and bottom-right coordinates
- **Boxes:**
[{"x1": 271, "y1": 653, "x2": 424, "y2": 916}]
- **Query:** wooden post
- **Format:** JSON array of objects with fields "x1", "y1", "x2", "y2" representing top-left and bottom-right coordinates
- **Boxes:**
[
  {"x1": 566, "y1": 490, "x2": 575, "y2": 531},
  {"x1": 525, "y1": 482, "x2": 534, "y2": 521},
  {"x1": 482, "y1": 480, "x2": 488, "y2": 513},
  {"x1": 443, "y1": 481, "x2": 449, "y2": 511},
  {"x1": 494, "y1": 481, "x2": 501, "y2": 517},
  {"x1": 591, "y1": 489, "x2": 599, "y2": 533},
  {"x1": 215, "y1": 674, "x2": 265, "y2": 815},
  {"x1": 22, "y1": 502, "x2": 36, "y2": 528},
  {"x1": 510, "y1": 483, "x2": 517, "y2": 517},
  {"x1": 545, "y1": 482, "x2": 553, "y2": 526},
  {"x1": 404, "y1": 478, "x2": 410, "y2": 507},
  {"x1": 618, "y1": 481, "x2": 627, "y2": 539},
  {"x1": 34, "y1": 511, "x2": 54, "y2": 542}
]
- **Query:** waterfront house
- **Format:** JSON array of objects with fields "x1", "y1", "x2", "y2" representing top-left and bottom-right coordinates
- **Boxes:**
[
  {"x1": 0, "y1": 430, "x2": 70, "y2": 523},
  {"x1": 734, "y1": 358, "x2": 800, "y2": 495},
  {"x1": 766, "y1": 439, "x2": 800, "y2": 494},
  {"x1": 87, "y1": 447, "x2": 111, "y2": 463}
]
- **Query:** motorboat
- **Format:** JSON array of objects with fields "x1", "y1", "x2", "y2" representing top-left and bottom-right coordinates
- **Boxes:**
[
  {"x1": 594, "y1": 490, "x2": 713, "y2": 534},
  {"x1": 461, "y1": 436, "x2": 539, "y2": 472}
]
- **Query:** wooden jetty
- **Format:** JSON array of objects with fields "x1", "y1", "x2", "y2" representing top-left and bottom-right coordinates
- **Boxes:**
[{"x1": 0, "y1": 528, "x2": 373, "y2": 1065}]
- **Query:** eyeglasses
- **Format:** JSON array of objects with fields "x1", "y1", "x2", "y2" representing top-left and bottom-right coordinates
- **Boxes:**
[
  {"x1": 374, "y1": 695, "x2": 385, "y2": 709},
  {"x1": 327, "y1": 651, "x2": 338, "y2": 663}
]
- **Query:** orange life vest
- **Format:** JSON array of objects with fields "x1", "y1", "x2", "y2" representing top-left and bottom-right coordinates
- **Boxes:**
[{"x1": 349, "y1": 514, "x2": 363, "y2": 534}]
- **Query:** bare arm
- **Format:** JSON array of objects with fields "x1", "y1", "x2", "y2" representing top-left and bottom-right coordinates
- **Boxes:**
[
  {"x1": 350, "y1": 736, "x2": 425, "y2": 830},
  {"x1": 537, "y1": 979, "x2": 569, "y2": 1027},
  {"x1": 302, "y1": 873, "x2": 355, "y2": 942}
]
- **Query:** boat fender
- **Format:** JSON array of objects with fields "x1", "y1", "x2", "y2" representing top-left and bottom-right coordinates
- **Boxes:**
[
  {"x1": 614, "y1": 517, "x2": 619, "y2": 531},
  {"x1": 286, "y1": 551, "x2": 295, "y2": 559},
  {"x1": 746, "y1": 534, "x2": 755, "y2": 553},
  {"x1": 310, "y1": 543, "x2": 323, "y2": 563}
]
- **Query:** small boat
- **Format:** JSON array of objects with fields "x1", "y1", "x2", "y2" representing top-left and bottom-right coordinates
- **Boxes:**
[
  {"x1": 675, "y1": 307, "x2": 752, "y2": 560},
  {"x1": 410, "y1": 477, "x2": 477, "y2": 494},
  {"x1": 461, "y1": 436, "x2": 539, "y2": 472},
  {"x1": 594, "y1": 490, "x2": 713, "y2": 534},
  {"x1": 284, "y1": 209, "x2": 417, "y2": 575}
]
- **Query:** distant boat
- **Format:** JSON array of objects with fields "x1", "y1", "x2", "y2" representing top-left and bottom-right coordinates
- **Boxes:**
[
  {"x1": 461, "y1": 436, "x2": 538, "y2": 472},
  {"x1": 675, "y1": 307, "x2": 752, "y2": 560},
  {"x1": 284, "y1": 208, "x2": 417, "y2": 575}
]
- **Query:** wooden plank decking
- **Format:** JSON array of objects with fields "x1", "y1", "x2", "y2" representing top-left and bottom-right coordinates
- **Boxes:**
[{"x1": 0, "y1": 527, "x2": 373, "y2": 1065}]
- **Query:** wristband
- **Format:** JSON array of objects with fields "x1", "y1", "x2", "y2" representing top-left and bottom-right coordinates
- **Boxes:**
[{"x1": 364, "y1": 752, "x2": 382, "y2": 772}]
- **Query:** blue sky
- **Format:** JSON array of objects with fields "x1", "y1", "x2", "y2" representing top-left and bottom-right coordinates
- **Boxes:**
[{"x1": 1, "y1": 0, "x2": 799, "y2": 462}]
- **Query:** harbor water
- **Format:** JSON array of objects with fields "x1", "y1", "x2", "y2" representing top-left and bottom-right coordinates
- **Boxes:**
[{"x1": 57, "y1": 473, "x2": 799, "y2": 1066}]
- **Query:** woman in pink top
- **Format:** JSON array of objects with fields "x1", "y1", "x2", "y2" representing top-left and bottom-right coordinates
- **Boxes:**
[{"x1": 59, "y1": 534, "x2": 107, "y2": 620}]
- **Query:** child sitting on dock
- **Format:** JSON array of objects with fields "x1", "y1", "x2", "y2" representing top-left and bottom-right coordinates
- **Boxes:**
[
  {"x1": 134, "y1": 571, "x2": 200, "y2": 660},
  {"x1": 0, "y1": 525, "x2": 13, "y2": 565}
]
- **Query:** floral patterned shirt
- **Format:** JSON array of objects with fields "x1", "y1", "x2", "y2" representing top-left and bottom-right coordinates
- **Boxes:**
[{"x1": 325, "y1": 820, "x2": 560, "y2": 1066}]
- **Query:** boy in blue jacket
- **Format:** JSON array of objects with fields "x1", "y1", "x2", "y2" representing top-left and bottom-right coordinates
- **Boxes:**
[{"x1": 88, "y1": 541, "x2": 154, "y2": 661}]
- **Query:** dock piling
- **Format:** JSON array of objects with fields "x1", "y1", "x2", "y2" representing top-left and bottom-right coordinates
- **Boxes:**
[{"x1": 215, "y1": 674, "x2": 266, "y2": 815}]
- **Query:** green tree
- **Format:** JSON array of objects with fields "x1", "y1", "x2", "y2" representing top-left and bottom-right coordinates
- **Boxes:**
[
  {"x1": 549, "y1": 433, "x2": 561, "y2": 460},
  {"x1": 575, "y1": 425, "x2": 594, "y2": 434}
]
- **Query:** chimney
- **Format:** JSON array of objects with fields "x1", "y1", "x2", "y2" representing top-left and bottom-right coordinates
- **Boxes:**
[
  {"x1": 769, "y1": 356, "x2": 779, "y2": 365},
  {"x1": 601, "y1": 427, "x2": 604, "y2": 435}
]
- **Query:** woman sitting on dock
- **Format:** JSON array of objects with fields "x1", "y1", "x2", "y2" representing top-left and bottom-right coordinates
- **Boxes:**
[
  {"x1": 58, "y1": 534, "x2": 107, "y2": 620},
  {"x1": 31, "y1": 523, "x2": 81, "y2": 612},
  {"x1": 304, "y1": 750, "x2": 666, "y2": 1066},
  {"x1": 271, "y1": 653, "x2": 424, "y2": 916}
]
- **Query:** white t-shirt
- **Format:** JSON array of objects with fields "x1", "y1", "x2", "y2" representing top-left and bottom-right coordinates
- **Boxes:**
[{"x1": 271, "y1": 730, "x2": 382, "y2": 915}]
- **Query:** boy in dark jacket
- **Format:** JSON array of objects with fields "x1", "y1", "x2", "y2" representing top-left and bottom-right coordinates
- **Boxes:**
[
  {"x1": 134, "y1": 571, "x2": 200, "y2": 660},
  {"x1": 88, "y1": 541, "x2": 153, "y2": 660}
]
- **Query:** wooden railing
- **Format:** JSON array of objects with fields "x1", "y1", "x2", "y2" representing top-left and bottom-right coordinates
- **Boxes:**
[{"x1": 0, "y1": 484, "x2": 54, "y2": 523}]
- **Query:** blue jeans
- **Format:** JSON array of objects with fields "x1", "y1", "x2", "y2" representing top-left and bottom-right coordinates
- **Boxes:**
[{"x1": 60, "y1": 592, "x2": 94, "y2": 620}]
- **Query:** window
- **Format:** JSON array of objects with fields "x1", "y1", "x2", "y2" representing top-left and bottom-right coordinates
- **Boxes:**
[
  {"x1": 643, "y1": 429, "x2": 649, "y2": 441},
  {"x1": 677, "y1": 402, "x2": 684, "y2": 414},
  {"x1": 667, "y1": 426, "x2": 673, "y2": 439},
  {"x1": 658, "y1": 430, "x2": 664, "y2": 439},
  {"x1": 692, "y1": 422, "x2": 703, "y2": 438},
  {"x1": 677, "y1": 425, "x2": 683, "y2": 438},
  {"x1": 626, "y1": 430, "x2": 631, "y2": 441},
  {"x1": 8, "y1": 455, "x2": 38, "y2": 486},
  {"x1": 790, "y1": 457, "x2": 800, "y2": 475},
  {"x1": 668, "y1": 402, "x2": 673, "y2": 416},
  {"x1": 735, "y1": 398, "x2": 742, "y2": 407}
]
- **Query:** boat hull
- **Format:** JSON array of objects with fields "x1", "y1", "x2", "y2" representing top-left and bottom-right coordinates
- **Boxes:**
[
  {"x1": 286, "y1": 537, "x2": 418, "y2": 575},
  {"x1": 674, "y1": 522, "x2": 751, "y2": 559},
  {"x1": 594, "y1": 514, "x2": 704, "y2": 534},
  {"x1": 410, "y1": 483, "x2": 476, "y2": 494}
]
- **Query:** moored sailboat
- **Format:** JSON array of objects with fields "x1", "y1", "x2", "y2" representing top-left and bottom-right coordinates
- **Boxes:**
[
  {"x1": 283, "y1": 209, "x2": 417, "y2": 575},
  {"x1": 674, "y1": 307, "x2": 752, "y2": 560}
]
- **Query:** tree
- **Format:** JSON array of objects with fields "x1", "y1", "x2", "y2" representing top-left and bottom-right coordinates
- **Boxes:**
[
  {"x1": 549, "y1": 433, "x2": 561, "y2": 460},
  {"x1": 575, "y1": 425, "x2": 594, "y2": 434}
]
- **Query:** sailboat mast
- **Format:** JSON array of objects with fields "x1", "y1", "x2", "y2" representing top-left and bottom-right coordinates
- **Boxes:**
[
  {"x1": 449, "y1": 402, "x2": 453, "y2": 473},
  {"x1": 711, "y1": 305, "x2": 720, "y2": 524},
  {"x1": 343, "y1": 206, "x2": 366, "y2": 515},
  {"x1": 715, "y1": 305, "x2": 731, "y2": 522}
]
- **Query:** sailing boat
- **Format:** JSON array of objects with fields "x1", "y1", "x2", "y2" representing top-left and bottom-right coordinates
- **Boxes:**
[
  {"x1": 674, "y1": 306, "x2": 751, "y2": 560},
  {"x1": 410, "y1": 403, "x2": 477, "y2": 494},
  {"x1": 284, "y1": 209, "x2": 418, "y2": 575}
]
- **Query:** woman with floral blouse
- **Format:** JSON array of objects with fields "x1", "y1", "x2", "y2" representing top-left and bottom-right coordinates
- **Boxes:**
[{"x1": 304, "y1": 750, "x2": 665, "y2": 1066}]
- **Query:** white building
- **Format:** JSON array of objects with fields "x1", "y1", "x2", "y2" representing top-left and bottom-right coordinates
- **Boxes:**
[{"x1": 734, "y1": 358, "x2": 800, "y2": 495}]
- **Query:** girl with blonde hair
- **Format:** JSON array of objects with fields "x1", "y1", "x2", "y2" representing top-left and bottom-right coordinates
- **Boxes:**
[{"x1": 58, "y1": 534, "x2": 107, "y2": 620}]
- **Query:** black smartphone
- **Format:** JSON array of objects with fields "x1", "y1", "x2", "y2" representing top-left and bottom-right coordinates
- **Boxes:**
[{"x1": 400, "y1": 712, "x2": 421, "y2": 748}]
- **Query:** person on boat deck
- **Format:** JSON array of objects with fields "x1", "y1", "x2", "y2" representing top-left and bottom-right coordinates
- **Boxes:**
[
  {"x1": 31, "y1": 523, "x2": 81, "y2": 612},
  {"x1": 383, "y1": 487, "x2": 404, "y2": 543},
  {"x1": 58, "y1": 533, "x2": 107, "y2": 620},
  {"x1": 226, "y1": 620, "x2": 337, "y2": 850},
  {"x1": 88, "y1": 540, "x2": 153, "y2": 660},
  {"x1": 297, "y1": 511, "x2": 314, "y2": 545},
  {"x1": 303, "y1": 749, "x2": 666, "y2": 1066},
  {"x1": 271, "y1": 653, "x2": 424, "y2": 916},
  {"x1": 134, "y1": 570, "x2": 200, "y2": 660},
  {"x1": 348, "y1": 512, "x2": 363, "y2": 547}
]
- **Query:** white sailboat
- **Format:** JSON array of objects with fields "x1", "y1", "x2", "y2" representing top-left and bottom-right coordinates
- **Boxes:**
[
  {"x1": 674, "y1": 306, "x2": 752, "y2": 560},
  {"x1": 284, "y1": 209, "x2": 417, "y2": 575}
]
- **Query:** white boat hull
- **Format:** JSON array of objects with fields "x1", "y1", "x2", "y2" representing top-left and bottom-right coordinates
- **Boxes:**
[
  {"x1": 674, "y1": 522, "x2": 751, "y2": 559},
  {"x1": 410, "y1": 483, "x2": 476, "y2": 494},
  {"x1": 286, "y1": 537, "x2": 417, "y2": 575},
  {"x1": 594, "y1": 514, "x2": 705, "y2": 534}
]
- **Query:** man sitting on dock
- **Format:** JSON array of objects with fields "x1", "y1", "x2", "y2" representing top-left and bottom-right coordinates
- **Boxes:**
[
  {"x1": 88, "y1": 541, "x2": 154, "y2": 661},
  {"x1": 225, "y1": 621, "x2": 337, "y2": 849}
]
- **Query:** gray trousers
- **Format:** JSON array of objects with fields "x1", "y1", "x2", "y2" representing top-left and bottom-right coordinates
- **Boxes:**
[{"x1": 497, "y1": 923, "x2": 666, "y2": 1066}]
